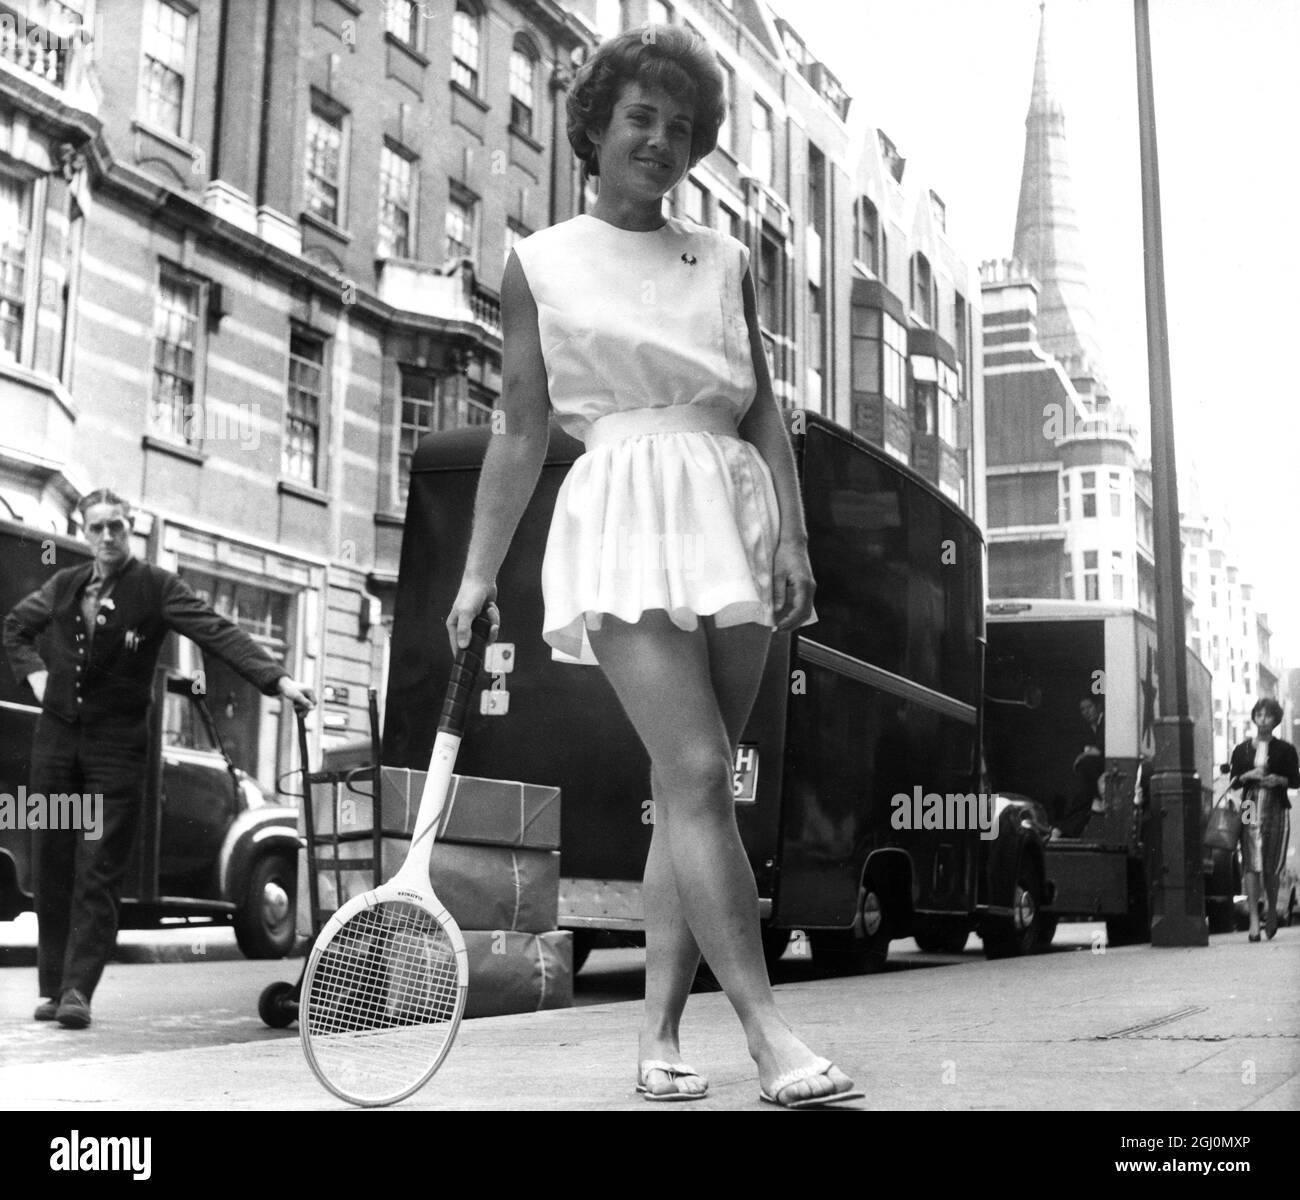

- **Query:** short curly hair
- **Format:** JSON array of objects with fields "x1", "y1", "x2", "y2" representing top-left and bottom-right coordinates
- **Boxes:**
[{"x1": 567, "y1": 24, "x2": 727, "y2": 179}]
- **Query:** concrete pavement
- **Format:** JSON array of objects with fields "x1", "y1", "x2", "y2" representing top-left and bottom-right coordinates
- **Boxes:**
[{"x1": 1, "y1": 927, "x2": 1296, "y2": 1111}]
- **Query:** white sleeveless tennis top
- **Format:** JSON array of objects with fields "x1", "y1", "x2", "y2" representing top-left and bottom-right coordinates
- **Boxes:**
[{"x1": 513, "y1": 213, "x2": 814, "y2": 664}]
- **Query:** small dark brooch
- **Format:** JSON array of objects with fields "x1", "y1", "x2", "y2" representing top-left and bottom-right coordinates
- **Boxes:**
[{"x1": 681, "y1": 253, "x2": 697, "y2": 266}]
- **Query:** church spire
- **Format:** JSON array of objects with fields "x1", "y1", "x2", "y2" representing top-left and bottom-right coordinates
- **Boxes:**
[{"x1": 1012, "y1": 1, "x2": 1106, "y2": 386}]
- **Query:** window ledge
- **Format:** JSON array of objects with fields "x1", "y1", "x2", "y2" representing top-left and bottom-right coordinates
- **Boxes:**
[
  {"x1": 450, "y1": 80, "x2": 489, "y2": 113},
  {"x1": 374, "y1": 510, "x2": 405, "y2": 528},
  {"x1": 0, "y1": 358, "x2": 79, "y2": 419},
  {"x1": 384, "y1": 31, "x2": 429, "y2": 68},
  {"x1": 300, "y1": 210, "x2": 353, "y2": 244},
  {"x1": 142, "y1": 434, "x2": 206, "y2": 465},
  {"x1": 278, "y1": 478, "x2": 329, "y2": 506},
  {"x1": 131, "y1": 118, "x2": 201, "y2": 159},
  {"x1": 508, "y1": 124, "x2": 543, "y2": 154}
]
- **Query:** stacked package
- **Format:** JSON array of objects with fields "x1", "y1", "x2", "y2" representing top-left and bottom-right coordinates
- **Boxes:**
[{"x1": 296, "y1": 767, "x2": 571, "y2": 1018}]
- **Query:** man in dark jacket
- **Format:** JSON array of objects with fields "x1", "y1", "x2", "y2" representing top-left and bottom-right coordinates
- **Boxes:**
[
  {"x1": 3, "y1": 489, "x2": 316, "y2": 1028},
  {"x1": 1053, "y1": 697, "x2": 1106, "y2": 839}
]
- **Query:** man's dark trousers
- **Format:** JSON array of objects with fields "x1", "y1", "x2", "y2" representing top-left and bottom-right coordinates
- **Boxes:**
[{"x1": 31, "y1": 713, "x2": 148, "y2": 1002}]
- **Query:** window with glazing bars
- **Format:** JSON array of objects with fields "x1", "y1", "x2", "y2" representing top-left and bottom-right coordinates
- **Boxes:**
[
  {"x1": 386, "y1": 0, "x2": 418, "y2": 44},
  {"x1": 0, "y1": 173, "x2": 30, "y2": 361},
  {"x1": 398, "y1": 372, "x2": 439, "y2": 503},
  {"x1": 151, "y1": 271, "x2": 199, "y2": 441},
  {"x1": 445, "y1": 191, "x2": 475, "y2": 261},
  {"x1": 509, "y1": 45, "x2": 535, "y2": 137},
  {"x1": 140, "y1": 0, "x2": 189, "y2": 136},
  {"x1": 305, "y1": 108, "x2": 345, "y2": 226},
  {"x1": 378, "y1": 147, "x2": 414, "y2": 258},
  {"x1": 284, "y1": 332, "x2": 325, "y2": 486},
  {"x1": 452, "y1": 5, "x2": 479, "y2": 93}
]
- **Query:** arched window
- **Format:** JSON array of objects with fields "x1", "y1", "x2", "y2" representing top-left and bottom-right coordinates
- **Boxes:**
[
  {"x1": 510, "y1": 36, "x2": 538, "y2": 138},
  {"x1": 452, "y1": 4, "x2": 481, "y2": 95}
]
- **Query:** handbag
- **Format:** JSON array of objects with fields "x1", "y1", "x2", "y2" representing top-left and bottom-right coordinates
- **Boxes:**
[{"x1": 1203, "y1": 785, "x2": 1243, "y2": 853}]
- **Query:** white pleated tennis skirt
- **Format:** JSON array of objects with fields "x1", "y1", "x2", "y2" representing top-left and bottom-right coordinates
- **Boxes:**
[{"x1": 541, "y1": 405, "x2": 798, "y2": 664}]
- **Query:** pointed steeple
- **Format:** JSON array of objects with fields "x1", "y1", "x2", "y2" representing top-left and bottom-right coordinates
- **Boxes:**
[{"x1": 1012, "y1": 2, "x2": 1106, "y2": 386}]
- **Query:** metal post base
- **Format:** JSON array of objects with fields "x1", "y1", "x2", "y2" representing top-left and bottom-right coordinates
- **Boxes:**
[{"x1": 1148, "y1": 769, "x2": 1208, "y2": 947}]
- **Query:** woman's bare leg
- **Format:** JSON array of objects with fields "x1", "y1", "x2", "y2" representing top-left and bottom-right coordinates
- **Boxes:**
[
  {"x1": 637, "y1": 814, "x2": 706, "y2": 1094},
  {"x1": 589, "y1": 610, "x2": 855, "y2": 1103},
  {"x1": 635, "y1": 615, "x2": 771, "y2": 1095},
  {"x1": 1244, "y1": 871, "x2": 1261, "y2": 937}
]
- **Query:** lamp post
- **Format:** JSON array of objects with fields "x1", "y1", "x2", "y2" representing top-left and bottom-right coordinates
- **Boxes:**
[{"x1": 1134, "y1": 0, "x2": 1207, "y2": 946}]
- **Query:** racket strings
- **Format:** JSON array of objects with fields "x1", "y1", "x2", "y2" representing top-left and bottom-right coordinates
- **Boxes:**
[{"x1": 304, "y1": 901, "x2": 464, "y2": 1102}]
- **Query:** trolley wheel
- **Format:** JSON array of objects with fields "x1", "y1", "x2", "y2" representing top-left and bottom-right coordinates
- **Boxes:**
[{"x1": 258, "y1": 980, "x2": 298, "y2": 1029}]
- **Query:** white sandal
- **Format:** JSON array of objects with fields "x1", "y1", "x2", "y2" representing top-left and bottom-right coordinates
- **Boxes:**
[
  {"x1": 759, "y1": 1057, "x2": 864, "y2": 1109},
  {"x1": 635, "y1": 1059, "x2": 709, "y2": 1102}
]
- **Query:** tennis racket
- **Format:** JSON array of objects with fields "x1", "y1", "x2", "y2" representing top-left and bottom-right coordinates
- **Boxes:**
[{"x1": 299, "y1": 606, "x2": 493, "y2": 1107}]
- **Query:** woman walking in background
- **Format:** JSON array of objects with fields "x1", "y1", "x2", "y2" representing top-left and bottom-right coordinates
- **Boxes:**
[
  {"x1": 1229, "y1": 698, "x2": 1298, "y2": 941},
  {"x1": 446, "y1": 25, "x2": 861, "y2": 1108}
]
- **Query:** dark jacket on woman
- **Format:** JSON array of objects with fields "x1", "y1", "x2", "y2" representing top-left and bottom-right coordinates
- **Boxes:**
[{"x1": 1229, "y1": 736, "x2": 1300, "y2": 809}]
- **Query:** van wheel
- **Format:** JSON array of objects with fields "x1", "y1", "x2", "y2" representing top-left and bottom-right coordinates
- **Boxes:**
[
  {"x1": 983, "y1": 866, "x2": 1045, "y2": 959},
  {"x1": 234, "y1": 852, "x2": 296, "y2": 959},
  {"x1": 811, "y1": 886, "x2": 889, "y2": 974}
]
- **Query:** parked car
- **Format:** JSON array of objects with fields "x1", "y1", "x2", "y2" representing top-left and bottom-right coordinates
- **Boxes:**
[{"x1": 0, "y1": 516, "x2": 299, "y2": 957}]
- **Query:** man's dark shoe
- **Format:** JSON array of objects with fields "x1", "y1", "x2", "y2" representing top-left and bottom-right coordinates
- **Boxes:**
[
  {"x1": 55, "y1": 989, "x2": 91, "y2": 1029},
  {"x1": 34, "y1": 997, "x2": 59, "y2": 1021}
]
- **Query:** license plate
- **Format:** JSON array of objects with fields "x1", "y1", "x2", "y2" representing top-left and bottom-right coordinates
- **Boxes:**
[{"x1": 733, "y1": 744, "x2": 759, "y2": 804}]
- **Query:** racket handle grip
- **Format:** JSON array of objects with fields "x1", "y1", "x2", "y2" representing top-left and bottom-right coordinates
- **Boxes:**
[{"x1": 438, "y1": 606, "x2": 492, "y2": 735}]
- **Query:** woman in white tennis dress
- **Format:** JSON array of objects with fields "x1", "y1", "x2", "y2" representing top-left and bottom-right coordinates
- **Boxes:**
[
  {"x1": 516, "y1": 209, "x2": 796, "y2": 665},
  {"x1": 447, "y1": 25, "x2": 860, "y2": 1109}
]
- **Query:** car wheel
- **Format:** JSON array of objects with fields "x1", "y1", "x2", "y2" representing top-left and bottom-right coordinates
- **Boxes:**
[
  {"x1": 983, "y1": 865, "x2": 1046, "y2": 959},
  {"x1": 811, "y1": 884, "x2": 889, "y2": 974},
  {"x1": 258, "y1": 980, "x2": 298, "y2": 1029},
  {"x1": 234, "y1": 852, "x2": 296, "y2": 959}
]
